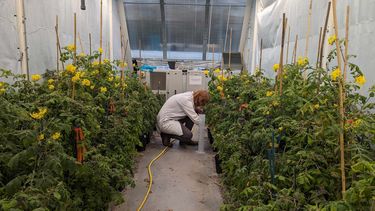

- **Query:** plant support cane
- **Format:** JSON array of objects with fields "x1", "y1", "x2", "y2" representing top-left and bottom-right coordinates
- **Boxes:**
[
  {"x1": 74, "y1": 127, "x2": 85, "y2": 163},
  {"x1": 332, "y1": 0, "x2": 346, "y2": 196}
]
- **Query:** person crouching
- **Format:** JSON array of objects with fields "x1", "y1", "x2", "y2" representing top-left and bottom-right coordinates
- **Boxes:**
[{"x1": 156, "y1": 90, "x2": 210, "y2": 147}]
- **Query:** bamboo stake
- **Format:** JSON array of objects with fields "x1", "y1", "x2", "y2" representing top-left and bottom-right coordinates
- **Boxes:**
[
  {"x1": 73, "y1": 13, "x2": 77, "y2": 100},
  {"x1": 259, "y1": 39, "x2": 263, "y2": 71},
  {"x1": 305, "y1": 0, "x2": 313, "y2": 57},
  {"x1": 343, "y1": 6, "x2": 350, "y2": 82},
  {"x1": 78, "y1": 32, "x2": 84, "y2": 54},
  {"x1": 278, "y1": 13, "x2": 286, "y2": 95},
  {"x1": 332, "y1": 0, "x2": 346, "y2": 196},
  {"x1": 229, "y1": 28, "x2": 232, "y2": 71},
  {"x1": 74, "y1": 13, "x2": 77, "y2": 64},
  {"x1": 55, "y1": 16, "x2": 59, "y2": 71},
  {"x1": 293, "y1": 35, "x2": 298, "y2": 64},
  {"x1": 89, "y1": 33, "x2": 92, "y2": 56},
  {"x1": 316, "y1": 27, "x2": 323, "y2": 68},
  {"x1": 286, "y1": 26, "x2": 291, "y2": 64},
  {"x1": 100, "y1": 0, "x2": 103, "y2": 64},
  {"x1": 212, "y1": 45, "x2": 215, "y2": 69},
  {"x1": 55, "y1": 16, "x2": 64, "y2": 71},
  {"x1": 319, "y1": 2, "x2": 331, "y2": 68}
]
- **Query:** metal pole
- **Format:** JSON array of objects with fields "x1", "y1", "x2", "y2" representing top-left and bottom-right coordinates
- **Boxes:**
[{"x1": 16, "y1": 0, "x2": 29, "y2": 80}]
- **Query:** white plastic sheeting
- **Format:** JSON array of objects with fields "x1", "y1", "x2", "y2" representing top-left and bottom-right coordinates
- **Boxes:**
[
  {"x1": 0, "y1": 0, "x2": 126, "y2": 76},
  {"x1": 244, "y1": 0, "x2": 375, "y2": 95}
]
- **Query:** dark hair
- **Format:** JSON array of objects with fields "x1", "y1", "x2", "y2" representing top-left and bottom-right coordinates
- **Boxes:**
[{"x1": 193, "y1": 90, "x2": 210, "y2": 107}]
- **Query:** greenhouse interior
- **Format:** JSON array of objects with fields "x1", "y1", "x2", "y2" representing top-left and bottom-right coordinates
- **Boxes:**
[{"x1": 0, "y1": 0, "x2": 374, "y2": 210}]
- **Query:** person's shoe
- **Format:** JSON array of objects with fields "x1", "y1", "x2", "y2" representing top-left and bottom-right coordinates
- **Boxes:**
[
  {"x1": 161, "y1": 133, "x2": 173, "y2": 147},
  {"x1": 183, "y1": 140, "x2": 198, "y2": 146}
]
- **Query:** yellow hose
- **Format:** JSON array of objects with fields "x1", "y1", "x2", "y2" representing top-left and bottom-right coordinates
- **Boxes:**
[{"x1": 136, "y1": 144, "x2": 172, "y2": 211}]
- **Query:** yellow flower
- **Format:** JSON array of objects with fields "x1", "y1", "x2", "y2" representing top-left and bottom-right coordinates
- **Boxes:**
[
  {"x1": 278, "y1": 127, "x2": 283, "y2": 131},
  {"x1": 90, "y1": 85, "x2": 95, "y2": 90},
  {"x1": 119, "y1": 62, "x2": 127, "y2": 68},
  {"x1": 103, "y1": 59, "x2": 110, "y2": 64},
  {"x1": 48, "y1": 79, "x2": 54, "y2": 84},
  {"x1": 203, "y1": 70, "x2": 209, "y2": 76},
  {"x1": 91, "y1": 69, "x2": 99, "y2": 75},
  {"x1": 297, "y1": 57, "x2": 309, "y2": 67},
  {"x1": 66, "y1": 64, "x2": 77, "y2": 74},
  {"x1": 132, "y1": 63, "x2": 136, "y2": 67},
  {"x1": 355, "y1": 75, "x2": 366, "y2": 86},
  {"x1": 273, "y1": 64, "x2": 279, "y2": 72},
  {"x1": 331, "y1": 68, "x2": 341, "y2": 81},
  {"x1": 0, "y1": 88, "x2": 6, "y2": 95},
  {"x1": 272, "y1": 100, "x2": 280, "y2": 107},
  {"x1": 81, "y1": 79, "x2": 91, "y2": 86},
  {"x1": 0, "y1": 82, "x2": 5, "y2": 88},
  {"x1": 78, "y1": 53, "x2": 85, "y2": 57},
  {"x1": 108, "y1": 77, "x2": 114, "y2": 82},
  {"x1": 48, "y1": 85, "x2": 55, "y2": 90},
  {"x1": 37, "y1": 133, "x2": 45, "y2": 141},
  {"x1": 51, "y1": 132, "x2": 61, "y2": 140},
  {"x1": 30, "y1": 107, "x2": 48, "y2": 120},
  {"x1": 115, "y1": 76, "x2": 120, "y2": 81},
  {"x1": 328, "y1": 35, "x2": 337, "y2": 45},
  {"x1": 67, "y1": 44, "x2": 76, "y2": 52},
  {"x1": 71, "y1": 74, "x2": 80, "y2": 83},
  {"x1": 98, "y1": 48, "x2": 103, "y2": 54},
  {"x1": 92, "y1": 61, "x2": 100, "y2": 66},
  {"x1": 266, "y1": 91, "x2": 274, "y2": 97},
  {"x1": 314, "y1": 104, "x2": 320, "y2": 110},
  {"x1": 31, "y1": 74, "x2": 42, "y2": 82},
  {"x1": 217, "y1": 86, "x2": 223, "y2": 92},
  {"x1": 353, "y1": 119, "x2": 362, "y2": 128},
  {"x1": 214, "y1": 68, "x2": 221, "y2": 74},
  {"x1": 217, "y1": 75, "x2": 227, "y2": 81},
  {"x1": 100, "y1": 87, "x2": 107, "y2": 93}
]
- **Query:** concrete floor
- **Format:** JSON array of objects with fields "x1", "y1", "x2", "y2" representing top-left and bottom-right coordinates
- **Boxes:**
[{"x1": 113, "y1": 127, "x2": 223, "y2": 211}]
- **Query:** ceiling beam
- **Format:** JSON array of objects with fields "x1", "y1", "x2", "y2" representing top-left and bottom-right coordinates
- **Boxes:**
[
  {"x1": 202, "y1": 0, "x2": 211, "y2": 61},
  {"x1": 160, "y1": 0, "x2": 168, "y2": 60}
]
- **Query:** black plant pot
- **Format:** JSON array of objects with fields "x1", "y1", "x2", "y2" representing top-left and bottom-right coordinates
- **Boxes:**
[
  {"x1": 215, "y1": 154, "x2": 222, "y2": 174},
  {"x1": 136, "y1": 132, "x2": 151, "y2": 152}
]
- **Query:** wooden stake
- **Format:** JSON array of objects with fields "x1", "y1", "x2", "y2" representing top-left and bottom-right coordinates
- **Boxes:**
[
  {"x1": 278, "y1": 13, "x2": 286, "y2": 95},
  {"x1": 343, "y1": 6, "x2": 350, "y2": 82},
  {"x1": 259, "y1": 39, "x2": 263, "y2": 71},
  {"x1": 100, "y1": 0, "x2": 103, "y2": 64},
  {"x1": 286, "y1": 26, "x2": 291, "y2": 64},
  {"x1": 332, "y1": 0, "x2": 346, "y2": 196},
  {"x1": 229, "y1": 28, "x2": 232, "y2": 70},
  {"x1": 55, "y1": 16, "x2": 59, "y2": 71},
  {"x1": 305, "y1": 0, "x2": 313, "y2": 57},
  {"x1": 55, "y1": 16, "x2": 64, "y2": 71},
  {"x1": 319, "y1": 2, "x2": 332, "y2": 68},
  {"x1": 316, "y1": 27, "x2": 323, "y2": 68},
  {"x1": 293, "y1": 35, "x2": 298, "y2": 64},
  {"x1": 72, "y1": 13, "x2": 77, "y2": 100},
  {"x1": 78, "y1": 32, "x2": 84, "y2": 54},
  {"x1": 212, "y1": 45, "x2": 215, "y2": 69},
  {"x1": 74, "y1": 13, "x2": 77, "y2": 64},
  {"x1": 89, "y1": 33, "x2": 92, "y2": 56}
]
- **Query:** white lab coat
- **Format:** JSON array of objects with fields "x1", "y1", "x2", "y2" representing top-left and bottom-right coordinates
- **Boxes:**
[{"x1": 157, "y1": 92, "x2": 200, "y2": 136}]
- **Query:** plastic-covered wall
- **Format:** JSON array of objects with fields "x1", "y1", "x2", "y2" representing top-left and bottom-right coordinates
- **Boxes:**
[
  {"x1": 244, "y1": 0, "x2": 375, "y2": 95},
  {"x1": 0, "y1": 0, "x2": 125, "y2": 76}
]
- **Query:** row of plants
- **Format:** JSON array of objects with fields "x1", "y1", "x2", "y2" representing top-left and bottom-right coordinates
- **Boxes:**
[
  {"x1": 206, "y1": 44, "x2": 374, "y2": 210},
  {"x1": 0, "y1": 46, "x2": 161, "y2": 210}
]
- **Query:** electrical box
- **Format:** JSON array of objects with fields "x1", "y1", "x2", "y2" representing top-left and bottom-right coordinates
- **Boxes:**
[{"x1": 144, "y1": 69, "x2": 210, "y2": 101}]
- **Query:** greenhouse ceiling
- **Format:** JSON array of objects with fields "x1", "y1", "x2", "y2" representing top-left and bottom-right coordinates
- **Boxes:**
[{"x1": 123, "y1": 0, "x2": 247, "y2": 60}]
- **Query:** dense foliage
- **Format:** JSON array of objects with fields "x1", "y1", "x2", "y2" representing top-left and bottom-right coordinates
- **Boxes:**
[
  {"x1": 0, "y1": 47, "x2": 161, "y2": 210},
  {"x1": 206, "y1": 49, "x2": 375, "y2": 210}
]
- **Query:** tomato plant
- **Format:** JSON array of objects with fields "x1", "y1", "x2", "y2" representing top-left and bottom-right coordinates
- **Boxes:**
[
  {"x1": 0, "y1": 47, "x2": 161, "y2": 210},
  {"x1": 206, "y1": 49, "x2": 374, "y2": 210}
]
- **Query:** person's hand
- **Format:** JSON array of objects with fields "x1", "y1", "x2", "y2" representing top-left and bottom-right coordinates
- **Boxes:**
[{"x1": 195, "y1": 107, "x2": 204, "y2": 114}]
